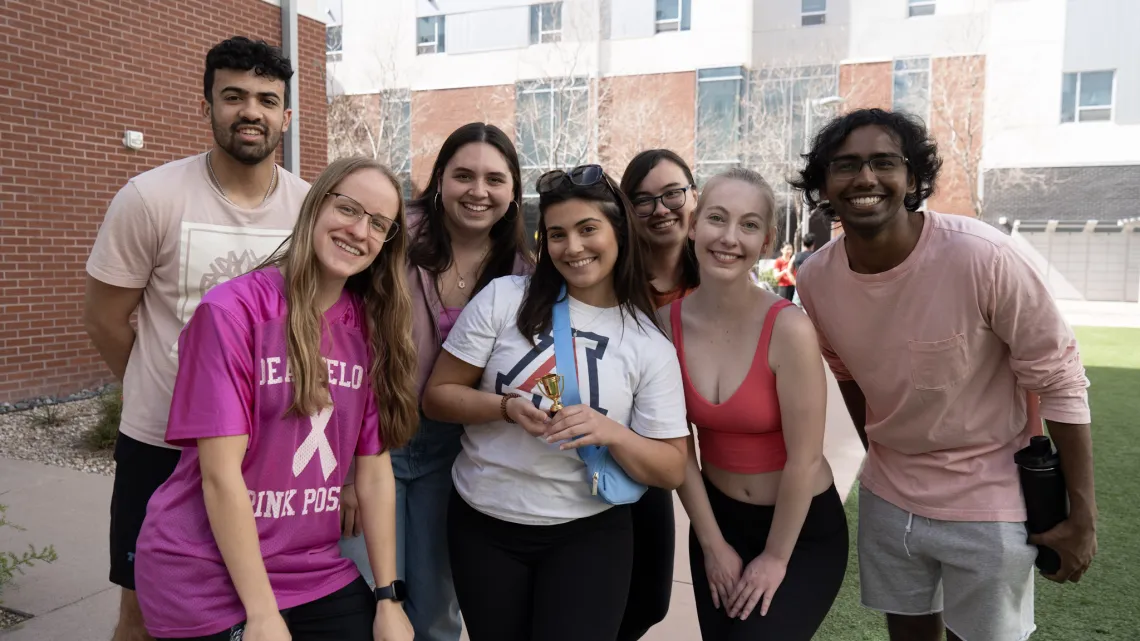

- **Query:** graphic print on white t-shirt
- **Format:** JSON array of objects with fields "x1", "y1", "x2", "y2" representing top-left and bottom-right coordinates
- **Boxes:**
[
  {"x1": 171, "y1": 221, "x2": 291, "y2": 355},
  {"x1": 494, "y1": 329, "x2": 611, "y2": 415}
]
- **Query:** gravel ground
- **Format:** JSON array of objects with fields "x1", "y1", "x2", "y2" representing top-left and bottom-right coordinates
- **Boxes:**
[
  {"x1": 0, "y1": 397, "x2": 115, "y2": 476},
  {"x1": 0, "y1": 608, "x2": 31, "y2": 630}
]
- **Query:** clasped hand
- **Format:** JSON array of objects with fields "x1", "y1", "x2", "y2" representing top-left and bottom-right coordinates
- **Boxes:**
[
  {"x1": 504, "y1": 399, "x2": 623, "y2": 449},
  {"x1": 704, "y1": 541, "x2": 787, "y2": 621}
]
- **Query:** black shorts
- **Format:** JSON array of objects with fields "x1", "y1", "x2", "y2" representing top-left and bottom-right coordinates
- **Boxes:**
[
  {"x1": 155, "y1": 577, "x2": 376, "y2": 641},
  {"x1": 109, "y1": 433, "x2": 182, "y2": 590}
]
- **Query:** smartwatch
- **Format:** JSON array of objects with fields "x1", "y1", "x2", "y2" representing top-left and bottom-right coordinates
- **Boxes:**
[{"x1": 374, "y1": 580, "x2": 407, "y2": 603}]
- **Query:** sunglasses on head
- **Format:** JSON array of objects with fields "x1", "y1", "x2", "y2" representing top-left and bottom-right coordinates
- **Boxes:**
[{"x1": 536, "y1": 164, "x2": 613, "y2": 194}]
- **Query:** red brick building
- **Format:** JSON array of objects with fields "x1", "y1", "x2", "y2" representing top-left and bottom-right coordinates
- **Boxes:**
[{"x1": 0, "y1": 0, "x2": 328, "y2": 404}]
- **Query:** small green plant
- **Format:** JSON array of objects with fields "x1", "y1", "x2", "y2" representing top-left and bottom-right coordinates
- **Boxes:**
[
  {"x1": 29, "y1": 404, "x2": 64, "y2": 429},
  {"x1": 754, "y1": 268, "x2": 779, "y2": 290},
  {"x1": 84, "y1": 387, "x2": 121, "y2": 451},
  {"x1": 0, "y1": 505, "x2": 58, "y2": 603}
]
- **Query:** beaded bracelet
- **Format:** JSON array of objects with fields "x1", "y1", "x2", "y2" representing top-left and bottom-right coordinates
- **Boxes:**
[{"x1": 501, "y1": 393, "x2": 521, "y2": 423}]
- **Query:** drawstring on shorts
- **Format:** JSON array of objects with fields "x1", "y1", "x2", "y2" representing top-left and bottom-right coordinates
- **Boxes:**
[{"x1": 903, "y1": 512, "x2": 915, "y2": 557}]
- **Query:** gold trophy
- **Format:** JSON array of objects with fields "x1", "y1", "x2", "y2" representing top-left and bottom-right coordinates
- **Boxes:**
[{"x1": 537, "y1": 373, "x2": 565, "y2": 414}]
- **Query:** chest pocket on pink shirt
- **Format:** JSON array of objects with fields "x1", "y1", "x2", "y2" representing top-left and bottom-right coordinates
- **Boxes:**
[{"x1": 907, "y1": 334, "x2": 969, "y2": 391}]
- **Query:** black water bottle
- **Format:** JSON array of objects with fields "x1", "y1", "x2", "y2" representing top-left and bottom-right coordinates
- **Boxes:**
[{"x1": 1014, "y1": 435, "x2": 1068, "y2": 574}]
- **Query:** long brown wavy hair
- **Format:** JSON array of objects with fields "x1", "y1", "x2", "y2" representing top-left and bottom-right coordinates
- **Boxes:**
[{"x1": 259, "y1": 157, "x2": 418, "y2": 449}]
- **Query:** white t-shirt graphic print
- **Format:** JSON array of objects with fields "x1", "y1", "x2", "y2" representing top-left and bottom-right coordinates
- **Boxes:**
[{"x1": 443, "y1": 275, "x2": 689, "y2": 525}]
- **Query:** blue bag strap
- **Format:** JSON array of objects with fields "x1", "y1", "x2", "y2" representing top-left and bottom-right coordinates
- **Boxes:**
[{"x1": 552, "y1": 285, "x2": 581, "y2": 407}]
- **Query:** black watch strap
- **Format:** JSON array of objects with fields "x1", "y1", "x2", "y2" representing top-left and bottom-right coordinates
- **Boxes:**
[{"x1": 374, "y1": 580, "x2": 407, "y2": 602}]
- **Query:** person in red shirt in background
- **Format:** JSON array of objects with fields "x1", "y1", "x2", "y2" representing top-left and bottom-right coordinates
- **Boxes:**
[{"x1": 773, "y1": 244, "x2": 796, "y2": 301}]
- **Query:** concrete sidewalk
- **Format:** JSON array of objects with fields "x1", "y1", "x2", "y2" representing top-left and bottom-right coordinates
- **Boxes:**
[{"x1": 0, "y1": 369, "x2": 863, "y2": 640}]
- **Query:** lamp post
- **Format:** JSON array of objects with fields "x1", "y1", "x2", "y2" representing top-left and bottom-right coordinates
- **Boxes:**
[{"x1": 797, "y1": 95, "x2": 844, "y2": 249}]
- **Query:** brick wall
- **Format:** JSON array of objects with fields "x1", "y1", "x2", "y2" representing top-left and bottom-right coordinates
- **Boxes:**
[
  {"x1": 927, "y1": 56, "x2": 985, "y2": 216},
  {"x1": 839, "y1": 62, "x2": 892, "y2": 112},
  {"x1": 410, "y1": 85, "x2": 517, "y2": 190},
  {"x1": 598, "y1": 72, "x2": 696, "y2": 179},
  {"x1": 0, "y1": 0, "x2": 327, "y2": 403}
]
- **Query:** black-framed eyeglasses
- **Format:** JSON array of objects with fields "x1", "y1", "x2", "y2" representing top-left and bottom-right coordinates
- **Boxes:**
[
  {"x1": 327, "y1": 192, "x2": 401, "y2": 241},
  {"x1": 631, "y1": 185, "x2": 694, "y2": 217},
  {"x1": 827, "y1": 155, "x2": 908, "y2": 180}
]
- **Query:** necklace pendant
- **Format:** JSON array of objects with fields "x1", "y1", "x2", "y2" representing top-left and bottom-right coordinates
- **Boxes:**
[{"x1": 457, "y1": 277, "x2": 466, "y2": 290}]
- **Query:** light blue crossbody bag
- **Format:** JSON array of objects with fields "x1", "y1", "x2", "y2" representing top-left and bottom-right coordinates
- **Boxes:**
[{"x1": 551, "y1": 287, "x2": 647, "y2": 505}]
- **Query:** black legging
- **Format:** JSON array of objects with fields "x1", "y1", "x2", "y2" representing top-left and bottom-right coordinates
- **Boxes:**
[
  {"x1": 617, "y1": 486, "x2": 676, "y2": 641},
  {"x1": 689, "y1": 477, "x2": 848, "y2": 640},
  {"x1": 448, "y1": 488, "x2": 634, "y2": 641},
  {"x1": 778, "y1": 285, "x2": 796, "y2": 302}
]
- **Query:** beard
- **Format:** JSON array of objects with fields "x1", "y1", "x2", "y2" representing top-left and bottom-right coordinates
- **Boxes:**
[{"x1": 211, "y1": 116, "x2": 283, "y2": 166}]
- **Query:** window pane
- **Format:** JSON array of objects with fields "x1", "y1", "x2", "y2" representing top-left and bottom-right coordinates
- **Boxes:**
[
  {"x1": 656, "y1": 0, "x2": 679, "y2": 21},
  {"x1": 437, "y1": 17, "x2": 446, "y2": 52},
  {"x1": 697, "y1": 77, "x2": 742, "y2": 162},
  {"x1": 893, "y1": 69, "x2": 930, "y2": 117},
  {"x1": 909, "y1": 3, "x2": 935, "y2": 17},
  {"x1": 544, "y1": 3, "x2": 562, "y2": 30},
  {"x1": 802, "y1": 13, "x2": 825, "y2": 26},
  {"x1": 1060, "y1": 73, "x2": 1076, "y2": 123},
  {"x1": 802, "y1": 0, "x2": 826, "y2": 12},
  {"x1": 680, "y1": 0, "x2": 691, "y2": 30},
  {"x1": 417, "y1": 17, "x2": 436, "y2": 45},
  {"x1": 326, "y1": 25, "x2": 343, "y2": 53},
  {"x1": 1078, "y1": 71, "x2": 1113, "y2": 107},
  {"x1": 530, "y1": 5, "x2": 540, "y2": 44},
  {"x1": 1079, "y1": 108, "x2": 1111, "y2": 122}
]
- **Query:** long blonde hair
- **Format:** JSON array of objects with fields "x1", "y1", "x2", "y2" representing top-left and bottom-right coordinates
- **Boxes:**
[{"x1": 261, "y1": 157, "x2": 419, "y2": 449}]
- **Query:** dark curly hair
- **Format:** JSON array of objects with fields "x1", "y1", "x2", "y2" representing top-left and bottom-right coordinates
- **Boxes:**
[
  {"x1": 203, "y1": 36, "x2": 295, "y2": 105},
  {"x1": 790, "y1": 108, "x2": 942, "y2": 214}
]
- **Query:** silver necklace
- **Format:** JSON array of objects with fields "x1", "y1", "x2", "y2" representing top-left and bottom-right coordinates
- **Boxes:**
[{"x1": 207, "y1": 150, "x2": 277, "y2": 206}]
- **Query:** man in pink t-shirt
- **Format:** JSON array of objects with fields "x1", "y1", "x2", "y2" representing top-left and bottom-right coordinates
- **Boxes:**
[
  {"x1": 84, "y1": 37, "x2": 309, "y2": 641},
  {"x1": 793, "y1": 109, "x2": 1097, "y2": 641}
]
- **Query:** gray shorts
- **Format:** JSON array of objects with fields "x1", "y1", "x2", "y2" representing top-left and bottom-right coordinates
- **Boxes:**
[{"x1": 858, "y1": 486, "x2": 1037, "y2": 641}]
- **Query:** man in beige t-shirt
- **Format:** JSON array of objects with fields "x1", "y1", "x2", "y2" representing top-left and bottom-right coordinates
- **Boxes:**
[{"x1": 84, "y1": 36, "x2": 310, "y2": 641}]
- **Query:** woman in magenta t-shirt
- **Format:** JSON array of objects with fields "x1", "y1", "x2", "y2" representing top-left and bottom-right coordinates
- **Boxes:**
[{"x1": 135, "y1": 157, "x2": 418, "y2": 641}]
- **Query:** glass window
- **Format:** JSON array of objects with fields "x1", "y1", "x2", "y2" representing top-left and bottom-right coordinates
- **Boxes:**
[
  {"x1": 655, "y1": 0, "x2": 691, "y2": 33},
  {"x1": 417, "y1": 16, "x2": 445, "y2": 55},
  {"x1": 908, "y1": 0, "x2": 935, "y2": 17},
  {"x1": 892, "y1": 57, "x2": 931, "y2": 120},
  {"x1": 1062, "y1": 70, "x2": 1114, "y2": 122},
  {"x1": 516, "y1": 79, "x2": 590, "y2": 198},
  {"x1": 696, "y1": 67, "x2": 745, "y2": 170},
  {"x1": 802, "y1": 0, "x2": 826, "y2": 26},
  {"x1": 530, "y1": 3, "x2": 563, "y2": 45}
]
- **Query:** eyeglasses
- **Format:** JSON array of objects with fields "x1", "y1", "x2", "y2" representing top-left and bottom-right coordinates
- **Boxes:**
[
  {"x1": 327, "y1": 192, "x2": 401, "y2": 241},
  {"x1": 827, "y1": 155, "x2": 908, "y2": 180},
  {"x1": 631, "y1": 185, "x2": 694, "y2": 217}
]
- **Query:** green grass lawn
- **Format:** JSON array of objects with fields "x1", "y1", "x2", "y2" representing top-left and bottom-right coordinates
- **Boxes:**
[{"x1": 814, "y1": 327, "x2": 1140, "y2": 641}]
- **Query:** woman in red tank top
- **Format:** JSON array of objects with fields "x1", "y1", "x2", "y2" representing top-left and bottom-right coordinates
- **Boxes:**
[{"x1": 662, "y1": 168, "x2": 848, "y2": 640}]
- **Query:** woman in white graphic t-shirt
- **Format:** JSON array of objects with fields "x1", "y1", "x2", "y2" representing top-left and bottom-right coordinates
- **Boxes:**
[{"x1": 422, "y1": 164, "x2": 690, "y2": 641}]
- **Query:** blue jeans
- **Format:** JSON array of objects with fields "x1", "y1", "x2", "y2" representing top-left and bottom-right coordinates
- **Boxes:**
[{"x1": 340, "y1": 416, "x2": 464, "y2": 641}]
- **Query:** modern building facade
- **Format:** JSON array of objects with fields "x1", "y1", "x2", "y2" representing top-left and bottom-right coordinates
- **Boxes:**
[{"x1": 325, "y1": 0, "x2": 1139, "y2": 300}]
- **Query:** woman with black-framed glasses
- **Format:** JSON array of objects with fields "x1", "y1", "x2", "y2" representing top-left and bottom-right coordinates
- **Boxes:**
[
  {"x1": 621, "y1": 149, "x2": 701, "y2": 309},
  {"x1": 421, "y1": 164, "x2": 690, "y2": 641},
  {"x1": 613, "y1": 149, "x2": 701, "y2": 641}
]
